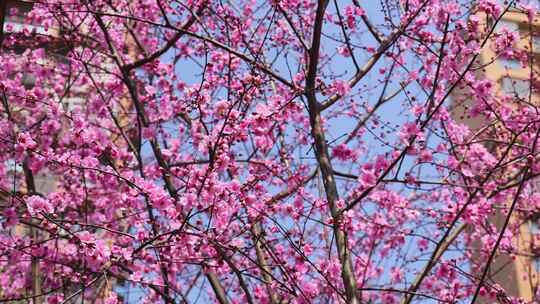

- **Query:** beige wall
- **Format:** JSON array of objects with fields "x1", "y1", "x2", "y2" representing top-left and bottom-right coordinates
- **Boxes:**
[{"x1": 453, "y1": 8, "x2": 540, "y2": 302}]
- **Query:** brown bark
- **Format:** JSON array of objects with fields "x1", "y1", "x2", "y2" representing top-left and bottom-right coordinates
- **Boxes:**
[{"x1": 304, "y1": 1, "x2": 358, "y2": 302}]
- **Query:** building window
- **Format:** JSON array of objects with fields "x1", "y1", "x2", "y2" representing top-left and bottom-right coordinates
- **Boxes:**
[
  {"x1": 62, "y1": 96, "x2": 85, "y2": 112},
  {"x1": 499, "y1": 58, "x2": 521, "y2": 70},
  {"x1": 4, "y1": 0, "x2": 33, "y2": 24},
  {"x1": 501, "y1": 77, "x2": 531, "y2": 99},
  {"x1": 3, "y1": 159, "x2": 22, "y2": 175},
  {"x1": 532, "y1": 36, "x2": 540, "y2": 51},
  {"x1": 21, "y1": 72, "x2": 35, "y2": 89},
  {"x1": 498, "y1": 0, "x2": 539, "y2": 8},
  {"x1": 529, "y1": 215, "x2": 540, "y2": 246},
  {"x1": 2, "y1": 0, "x2": 47, "y2": 35},
  {"x1": 534, "y1": 257, "x2": 540, "y2": 273},
  {"x1": 526, "y1": 0, "x2": 540, "y2": 7},
  {"x1": 495, "y1": 20, "x2": 520, "y2": 36},
  {"x1": 530, "y1": 218, "x2": 540, "y2": 235}
]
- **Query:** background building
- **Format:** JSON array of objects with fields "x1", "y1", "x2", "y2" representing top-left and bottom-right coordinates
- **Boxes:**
[
  {"x1": 452, "y1": 6, "x2": 540, "y2": 302},
  {"x1": 0, "y1": 1, "x2": 133, "y2": 302}
]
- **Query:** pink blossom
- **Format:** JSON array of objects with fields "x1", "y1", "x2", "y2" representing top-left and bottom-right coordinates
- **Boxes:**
[
  {"x1": 17, "y1": 132, "x2": 37, "y2": 149},
  {"x1": 399, "y1": 122, "x2": 420, "y2": 143},
  {"x1": 390, "y1": 267, "x2": 403, "y2": 283},
  {"x1": 26, "y1": 195, "x2": 53, "y2": 215},
  {"x1": 332, "y1": 143, "x2": 357, "y2": 161},
  {"x1": 359, "y1": 169, "x2": 377, "y2": 188},
  {"x1": 477, "y1": 0, "x2": 501, "y2": 17},
  {"x1": 0, "y1": 1, "x2": 536, "y2": 302},
  {"x1": 330, "y1": 80, "x2": 351, "y2": 96},
  {"x1": 337, "y1": 46, "x2": 351, "y2": 57}
]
